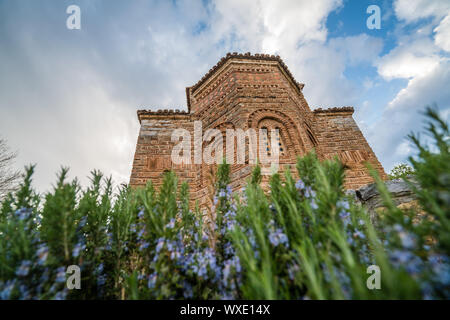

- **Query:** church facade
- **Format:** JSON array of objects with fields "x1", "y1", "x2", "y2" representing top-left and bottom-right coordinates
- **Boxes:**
[{"x1": 130, "y1": 53, "x2": 386, "y2": 207}]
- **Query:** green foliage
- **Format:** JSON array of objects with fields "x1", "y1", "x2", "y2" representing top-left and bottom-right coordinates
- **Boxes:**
[
  {"x1": 407, "y1": 107, "x2": 450, "y2": 260},
  {"x1": 0, "y1": 107, "x2": 448, "y2": 300},
  {"x1": 388, "y1": 163, "x2": 415, "y2": 180}
]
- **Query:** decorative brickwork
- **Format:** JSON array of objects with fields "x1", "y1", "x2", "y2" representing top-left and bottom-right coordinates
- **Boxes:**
[{"x1": 130, "y1": 53, "x2": 387, "y2": 207}]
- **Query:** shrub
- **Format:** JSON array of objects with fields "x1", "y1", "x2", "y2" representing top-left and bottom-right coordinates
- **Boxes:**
[
  {"x1": 0, "y1": 107, "x2": 448, "y2": 300},
  {"x1": 388, "y1": 163, "x2": 415, "y2": 180}
]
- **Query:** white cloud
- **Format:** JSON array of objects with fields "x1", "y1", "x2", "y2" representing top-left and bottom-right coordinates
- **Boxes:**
[
  {"x1": 378, "y1": 52, "x2": 440, "y2": 80},
  {"x1": 370, "y1": 59, "x2": 450, "y2": 171},
  {"x1": 434, "y1": 15, "x2": 450, "y2": 52},
  {"x1": 394, "y1": 0, "x2": 450, "y2": 53},
  {"x1": 0, "y1": 48, "x2": 139, "y2": 192},
  {"x1": 394, "y1": 0, "x2": 450, "y2": 23},
  {"x1": 370, "y1": 0, "x2": 450, "y2": 172},
  {"x1": 377, "y1": 38, "x2": 442, "y2": 80},
  {"x1": 210, "y1": 0, "x2": 343, "y2": 54},
  {"x1": 286, "y1": 34, "x2": 383, "y2": 108}
]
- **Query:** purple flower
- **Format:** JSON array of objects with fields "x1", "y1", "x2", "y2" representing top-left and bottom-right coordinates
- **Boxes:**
[
  {"x1": 337, "y1": 200, "x2": 350, "y2": 210},
  {"x1": 232, "y1": 256, "x2": 241, "y2": 273},
  {"x1": 398, "y1": 231, "x2": 416, "y2": 250},
  {"x1": 247, "y1": 229, "x2": 256, "y2": 248},
  {"x1": 389, "y1": 249, "x2": 423, "y2": 276},
  {"x1": 269, "y1": 228, "x2": 289, "y2": 247},
  {"x1": 226, "y1": 220, "x2": 236, "y2": 232},
  {"x1": 55, "y1": 267, "x2": 66, "y2": 283},
  {"x1": 224, "y1": 243, "x2": 234, "y2": 256},
  {"x1": 148, "y1": 273, "x2": 157, "y2": 289},
  {"x1": 15, "y1": 208, "x2": 32, "y2": 221},
  {"x1": 19, "y1": 285, "x2": 30, "y2": 299},
  {"x1": 295, "y1": 179, "x2": 305, "y2": 190},
  {"x1": 54, "y1": 289, "x2": 68, "y2": 300},
  {"x1": 183, "y1": 281, "x2": 193, "y2": 298},
  {"x1": 304, "y1": 186, "x2": 316, "y2": 198},
  {"x1": 0, "y1": 280, "x2": 16, "y2": 299},
  {"x1": 72, "y1": 242, "x2": 85, "y2": 258},
  {"x1": 166, "y1": 241, "x2": 174, "y2": 252},
  {"x1": 429, "y1": 254, "x2": 450, "y2": 284},
  {"x1": 36, "y1": 244, "x2": 49, "y2": 265},
  {"x1": 222, "y1": 263, "x2": 231, "y2": 285},
  {"x1": 166, "y1": 218, "x2": 175, "y2": 229},
  {"x1": 347, "y1": 234, "x2": 355, "y2": 246},
  {"x1": 224, "y1": 210, "x2": 236, "y2": 219},
  {"x1": 139, "y1": 241, "x2": 150, "y2": 251},
  {"x1": 155, "y1": 238, "x2": 165, "y2": 253},
  {"x1": 16, "y1": 260, "x2": 32, "y2": 277},
  {"x1": 96, "y1": 263, "x2": 104, "y2": 274},
  {"x1": 137, "y1": 228, "x2": 145, "y2": 240},
  {"x1": 389, "y1": 250, "x2": 414, "y2": 264},
  {"x1": 170, "y1": 250, "x2": 181, "y2": 260},
  {"x1": 339, "y1": 211, "x2": 350, "y2": 219},
  {"x1": 353, "y1": 230, "x2": 366, "y2": 239},
  {"x1": 288, "y1": 264, "x2": 300, "y2": 281}
]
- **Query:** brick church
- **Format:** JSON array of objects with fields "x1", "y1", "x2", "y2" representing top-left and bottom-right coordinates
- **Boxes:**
[{"x1": 130, "y1": 53, "x2": 386, "y2": 207}]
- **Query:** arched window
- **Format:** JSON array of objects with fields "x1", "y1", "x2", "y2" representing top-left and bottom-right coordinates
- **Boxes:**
[
  {"x1": 258, "y1": 119, "x2": 291, "y2": 162},
  {"x1": 275, "y1": 126, "x2": 286, "y2": 157}
]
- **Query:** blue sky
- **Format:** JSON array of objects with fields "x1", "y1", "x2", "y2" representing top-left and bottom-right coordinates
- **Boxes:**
[{"x1": 0, "y1": 0, "x2": 449, "y2": 193}]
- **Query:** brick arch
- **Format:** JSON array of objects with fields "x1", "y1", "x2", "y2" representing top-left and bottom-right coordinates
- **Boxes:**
[
  {"x1": 201, "y1": 121, "x2": 236, "y2": 155},
  {"x1": 257, "y1": 118, "x2": 294, "y2": 163},
  {"x1": 247, "y1": 109, "x2": 307, "y2": 156}
]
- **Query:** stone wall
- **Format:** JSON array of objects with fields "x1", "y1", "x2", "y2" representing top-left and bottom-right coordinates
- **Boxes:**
[{"x1": 351, "y1": 177, "x2": 420, "y2": 222}]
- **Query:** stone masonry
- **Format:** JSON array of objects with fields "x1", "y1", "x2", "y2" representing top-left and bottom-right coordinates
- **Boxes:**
[{"x1": 130, "y1": 53, "x2": 387, "y2": 208}]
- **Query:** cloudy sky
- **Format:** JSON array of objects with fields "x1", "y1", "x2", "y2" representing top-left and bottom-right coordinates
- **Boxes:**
[{"x1": 0, "y1": 0, "x2": 449, "y2": 193}]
